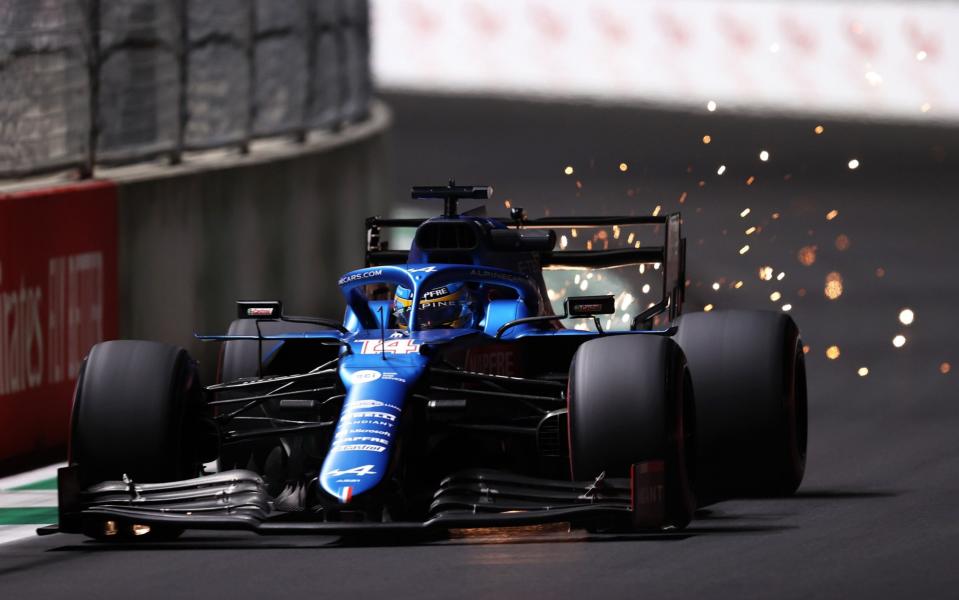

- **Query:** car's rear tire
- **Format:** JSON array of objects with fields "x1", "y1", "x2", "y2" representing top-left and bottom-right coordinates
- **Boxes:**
[
  {"x1": 568, "y1": 335, "x2": 696, "y2": 530},
  {"x1": 673, "y1": 310, "x2": 807, "y2": 501}
]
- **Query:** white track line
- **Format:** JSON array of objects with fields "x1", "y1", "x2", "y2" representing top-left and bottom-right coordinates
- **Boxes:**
[
  {"x1": 0, "y1": 463, "x2": 64, "y2": 490},
  {"x1": 0, "y1": 463, "x2": 64, "y2": 545},
  {"x1": 0, "y1": 491, "x2": 57, "y2": 508}
]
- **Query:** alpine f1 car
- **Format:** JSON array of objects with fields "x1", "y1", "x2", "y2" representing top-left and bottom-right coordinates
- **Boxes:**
[{"x1": 44, "y1": 182, "x2": 807, "y2": 540}]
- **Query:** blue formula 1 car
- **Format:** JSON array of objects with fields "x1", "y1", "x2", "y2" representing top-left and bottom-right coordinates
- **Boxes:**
[{"x1": 45, "y1": 183, "x2": 807, "y2": 541}]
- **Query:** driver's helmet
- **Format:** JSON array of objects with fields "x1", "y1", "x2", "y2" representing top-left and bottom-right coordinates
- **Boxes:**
[{"x1": 393, "y1": 282, "x2": 475, "y2": 330}]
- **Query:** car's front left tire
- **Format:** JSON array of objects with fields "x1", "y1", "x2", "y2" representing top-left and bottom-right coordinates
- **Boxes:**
[{"x1": 69, "y1": 340, "x2": 211, "y2": 540}]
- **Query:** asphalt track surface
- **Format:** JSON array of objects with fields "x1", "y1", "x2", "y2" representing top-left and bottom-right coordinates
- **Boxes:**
[{"x1": 2, "y1": 94, "x2": 958, "y2": 598}]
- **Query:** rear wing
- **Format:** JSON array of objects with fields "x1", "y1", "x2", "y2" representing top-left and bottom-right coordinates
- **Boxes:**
[{"x1": 365, "y1": 213, "x2": 686, "y2": 325}]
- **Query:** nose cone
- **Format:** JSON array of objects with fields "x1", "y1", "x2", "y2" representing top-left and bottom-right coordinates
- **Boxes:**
[
  {"x1": 320, "y1": 393, "x2": 402, "y2": 502},
  {"x1": 320, "y1": 360, "x2": 425, "y2": 503}
]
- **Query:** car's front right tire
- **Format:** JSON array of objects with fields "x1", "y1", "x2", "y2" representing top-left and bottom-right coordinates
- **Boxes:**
[{"x1": 567, "y1": 334, "x2": 696, "y2": 530}]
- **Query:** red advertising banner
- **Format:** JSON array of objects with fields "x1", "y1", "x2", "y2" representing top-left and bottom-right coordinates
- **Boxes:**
[{"x1": 0, "y1": 181, "x2": 118, "y2": 466}]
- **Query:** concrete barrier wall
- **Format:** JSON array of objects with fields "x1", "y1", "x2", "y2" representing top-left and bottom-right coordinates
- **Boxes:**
[{"x1": 113, "y1": 103, "x2": 392, "y2": 379}]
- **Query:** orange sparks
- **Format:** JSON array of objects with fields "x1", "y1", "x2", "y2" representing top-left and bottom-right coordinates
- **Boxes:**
[
  {"x1": 814, "y1": 125, "x2": 825, "y2": 134},
  {"x1": 702, "y1": 135, "x2": 712, "y2": 144},
  {"x1": 876, "y1": 267, "x2": 886, "y2": 278},
  {"x1": 941, "y1": 362, "x2": 952, "y2": 374},
  {"x1": 678, "y1": 192, "x2": 687, "y2": 204},
  {"x1": 835, "y1": 234, "x2": 851, "y2": 251},
  {"x1": 745, "y1": 176, "x2": 755, "y2": 186},
  {"x1": 824, "y1": 272, "x2": 843, "y2": 300},
  {"x1": 826, "y1": 345, "x2": 840, "y2": 360},
  {"x1": 797, "y1": 245, "x2": 817, "y2": 266},
  {"x1": 826, "y1": 209, "x2": 839, "y2": 220}
]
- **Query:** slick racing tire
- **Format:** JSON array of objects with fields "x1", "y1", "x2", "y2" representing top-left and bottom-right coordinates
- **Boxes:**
[
  {"x1": 568, "y1": 335, "x2": 696, "y2": 530},
  {"x1": 71, "y1": 340, "x2": 204, "y2": 487},
  {"x1": 673, "y1": 310, "x2": 807, "y2": 501},
  {"x1": 70, "y1": 341, "x2": 208, "y2": 541}
]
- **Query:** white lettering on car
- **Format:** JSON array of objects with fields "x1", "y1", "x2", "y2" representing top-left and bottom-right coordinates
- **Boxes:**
[
  {"x1": 351, "y1": 369, "x2": 382, "y2": 384},
  {"x1": 328, "y1": 464, "x2": 377, "y2": 477},
  {"x1": 360, "y1": 338, "x2": 421, "y2": 355},
  {"x1": 338, "y1": 269, "x2": 383, "y2": 286},
  {"x1": 335, "y1": 444, "x2": 387, "y2": 452}
]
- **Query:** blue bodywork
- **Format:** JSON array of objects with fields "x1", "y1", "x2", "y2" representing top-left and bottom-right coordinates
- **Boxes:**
[
  {"x1": 200, "y1": 213, "x2": 679, "y2": 506},
  {"x1": 321, "y1": 262, "x2": 556, "y2": 502}
]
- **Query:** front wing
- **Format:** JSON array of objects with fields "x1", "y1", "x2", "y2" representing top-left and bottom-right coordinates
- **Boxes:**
[{"x1": 42, "y1": 463, "x2": 669, "y2": 537}]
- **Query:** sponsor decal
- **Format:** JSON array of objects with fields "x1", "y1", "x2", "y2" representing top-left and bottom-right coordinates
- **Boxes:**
[
  {"x1": 382, "y1": 371, "x2": 407, "y2": 383},
  {"x1": 421, "y1": 286, "x2": 450, "y2": 299},
  {"x1": 338, "y1": 436, "x2": 390, "y2": 445},
  {"x1": 328, "y1": 464, "x2": 377, "y2": 477},
  {"x1": 631, "y1": 460, "x2": 666, "y2": 528},
  {"x1": 389, "y1": 331, "x2": 405, "y2": 338},
  {"x1": 360, "y1": 338, "x2": 421, "y2": 355},
  {"x1": 465, "y1": 345, "x2": 521, "y2": 376},
  {"x1": 335, "y1": 444, "x2": 387, "y2": 453},
  {"x1": 344, "y1": 411, "x2": 396, "y2": 422},
  {"x1": 339, "y1": 418, "x2": 395, "y2": 428},
  {"x1": 408, "y1": 266, "x2": 436, "y2": 273},
  {"x1": 348, "y1": 399, "x2": 385, "y2": 409},
  {"x1": 340, "y1": 399, "x2": 400, "y2": 413},
  {"x1": 339, "y1": 486, "x2": 353, "y2": 502},
  {"x1": 338, "y1": 269, "x2": 383, "y2": 286},
  {"x1": 245, "y1": 306, "x2": 275, "y2": 317},
  {"x1": 469, "y1": 268, "x2": 524, "y2": 282},
  {"x1": 336, "y1": 428, "x2": 391, "y2": 437},
  {"x1": 420, "y1": 300, "x2": 457, "y2": 309},
  {"x1": 350, "y1": 369, "x2": 382, "y2": 384}
]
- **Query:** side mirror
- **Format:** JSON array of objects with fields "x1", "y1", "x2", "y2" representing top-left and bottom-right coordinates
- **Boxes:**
[
  {"x1": 237, "y1": 300, "x2": 282, "y2": 319},
  {"x1": 565, "y1": 295, "x2": 615, "y2": 317}
]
